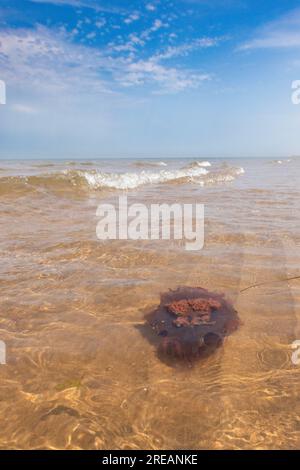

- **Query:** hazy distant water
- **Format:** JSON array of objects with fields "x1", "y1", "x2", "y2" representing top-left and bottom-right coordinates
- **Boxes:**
[{"x1": 0, "y1": 157, "x2": 299, "y2": 449}]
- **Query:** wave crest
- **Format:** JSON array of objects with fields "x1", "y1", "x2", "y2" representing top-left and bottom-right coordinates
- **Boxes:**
[
  {"x1": 132, "y1": 161, "x2": 167, "y2": 168},
  {"x1": 183, "y1": 160, "x2": 212, "y2": 169},
  {"x1": 82, "y1": 166, "x2": 209, "y2": 189},
  {"x1": 0, "y1": 163, "x2": 245, "y2": 196}
]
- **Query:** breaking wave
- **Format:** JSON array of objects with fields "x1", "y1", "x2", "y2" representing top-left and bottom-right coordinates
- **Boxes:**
[
  {"x1": 0, "y1": 164, "x2": 245, "y2": 196},
  {"x1": 271, "y1": 159, "x2": 292, "y2": 165},
  {"x1": 183, "y1": 160, "x2": 212, "y2": 169},
  {"x1": 82, "y1": 166, "x2": 208, "y2": 189},
  {"x1": 132, "y1": 160, "x2": 167, "y2": 168},
  {"x1": 200, "y1": 166, "x2": 245, "y2": 185}
]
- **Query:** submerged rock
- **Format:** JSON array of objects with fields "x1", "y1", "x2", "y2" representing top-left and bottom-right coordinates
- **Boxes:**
[{"x1": 145, "y1": 286, "x2": 240, "y2": 362}]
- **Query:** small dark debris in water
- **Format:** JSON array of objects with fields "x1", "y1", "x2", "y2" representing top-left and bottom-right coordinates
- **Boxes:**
[
  {"x1": 41, "y1": 405, "x2": 80, "y2": 420},
  {"x1": 144, "y1": 286, "x2": 240, "y2": 364},
  {"x1": 240, "y1": 275, "x2": 300, "y2": 293}
]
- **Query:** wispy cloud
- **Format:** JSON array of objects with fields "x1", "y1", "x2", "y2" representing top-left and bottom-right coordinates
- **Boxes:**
[
  {"x1": 109, "y1": 32, "x2": 220, "y2": 92},
  {"x1": 124, "y1": 12, "x2": 140, "y2": 25},
  {"x1": 0, "y1": 26, "x2": 111, "y2": 94},
  {"x1": 29, "y1": 0, "x2": 124, "y2": 14},
  {"x1": 149, "y1": 18, "x2": 164, "y2": 32},
  {"x1": 239, "y1": 7, "x2": 300, "y2": 50},
  {"x1": 0, "y1": 19, "x2": 218, "y2": 96},
  {"x1": 119, "y1": 59, "x2": 210, "y2": 93},
  {"x1": 146, "y1": 3, "x2": 156, "y2": 12},
  {"x1": 95, "y1": 18, "x2": 106, "y2": 28},
  {"x1": 11, "y1": 103, "x2": 39, "y2": 114},
  {"x1": 154, "y1": 37, "x2": 219, "y2": 60}
]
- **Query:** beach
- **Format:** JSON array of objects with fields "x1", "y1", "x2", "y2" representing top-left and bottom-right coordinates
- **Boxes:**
[{"x1": 0, "y1": 157, "x2": 299, "y2": 449}]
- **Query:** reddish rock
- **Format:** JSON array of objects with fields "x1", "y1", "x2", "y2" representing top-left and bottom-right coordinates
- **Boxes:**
[{"x1": 145, "y1": 286, "x2": 240, "y2": 363}]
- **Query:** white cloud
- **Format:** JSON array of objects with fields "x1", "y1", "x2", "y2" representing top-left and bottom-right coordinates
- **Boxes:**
[
  {"x1": 12, "y1": 104, "x2": 38, "y2": 114},
  {"x1": 0, "y1": 26, "x2": 111, "y2": 94},
  {"x1": 152, "y1": 19, "x2": 163, "y2": 31},
  {"x1": 86, "y1": 31, "x2": 96, "y2": 40},
  {"x1": 0, "y1": 25, "x2": 217, "y2": 95},
  {"x1": 129, "y1": 34, "x2": 145, "y2": 46},
  {"x1": 95, "y1": 18, "x2": 106, "y2": 29},
  {"x1": 113, "y1": 32, "x2": 221, "y2": 93},
  {"x1": 119, "y1": 58, "x2": 210, "y2": 93},
  {"x1": 146, "y1": 3, "x2": 156, "y2": 12},
  {"x1": 155, "y1": 37, "x2": 218, "y2": 60},
  {"x1": 110, "y1": 43, "x2": 136, "y2": 53},
  {"x1": 124, "y1": 12, "x2": 140, "y2": 25},
  {"x1": 139, "y1": 18, "x2": 167, "y2": 41},
  {"x1": 108, "y1": 33, "x2": 147, "y2": 54},
  {"x1": 239, "y1": 7, "x2": 300, "y2": 50},
  {"x1": 240, "y1": 32, "x2": 300, "y2": 50},
  {"x1": 29, "y1": 0, "x2": 123, "y2": 14}
]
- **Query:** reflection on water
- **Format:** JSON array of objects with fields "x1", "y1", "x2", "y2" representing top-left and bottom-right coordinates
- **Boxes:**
[{"x1": 0, "y1": 158, "x2": 299, "y2": 449}]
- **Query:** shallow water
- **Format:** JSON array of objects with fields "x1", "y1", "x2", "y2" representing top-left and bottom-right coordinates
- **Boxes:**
[{"x1": 0, "y1": 157, "x2": 299, "y2": 449}]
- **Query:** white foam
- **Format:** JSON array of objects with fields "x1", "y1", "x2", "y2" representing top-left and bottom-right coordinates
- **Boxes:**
[
  {"x1": 194, "y1": 161, "x2": 211, "y2": 167},
  {"x1": 182, "y1": 160, "x2": 212, "y2": 170},
  {"x1": 133, "y1": 160, "x2": 167, "y2": 168},
  {"x1": 81, "y1": 167, "x2": 209, "y2": 190},
  {"x1": 198, "y1": 166, "x2": 245, "y2": 185},
  {"x1": 273, "y1": 159, "x2": 291, "y2": 164}
]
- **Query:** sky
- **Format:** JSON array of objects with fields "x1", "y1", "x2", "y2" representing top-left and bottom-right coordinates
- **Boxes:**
[{"x1": 1, "y1": 0, "x2": 300, "y2": 159}]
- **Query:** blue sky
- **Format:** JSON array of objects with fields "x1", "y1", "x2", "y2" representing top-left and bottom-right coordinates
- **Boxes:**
[{"x1": 1, "y1": 0, "x2": 300, "y2": 158}]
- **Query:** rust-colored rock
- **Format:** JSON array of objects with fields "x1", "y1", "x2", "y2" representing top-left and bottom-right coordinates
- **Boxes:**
[{"x1": 144, "y1": 286, "x2": 240, "y2": 363}]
